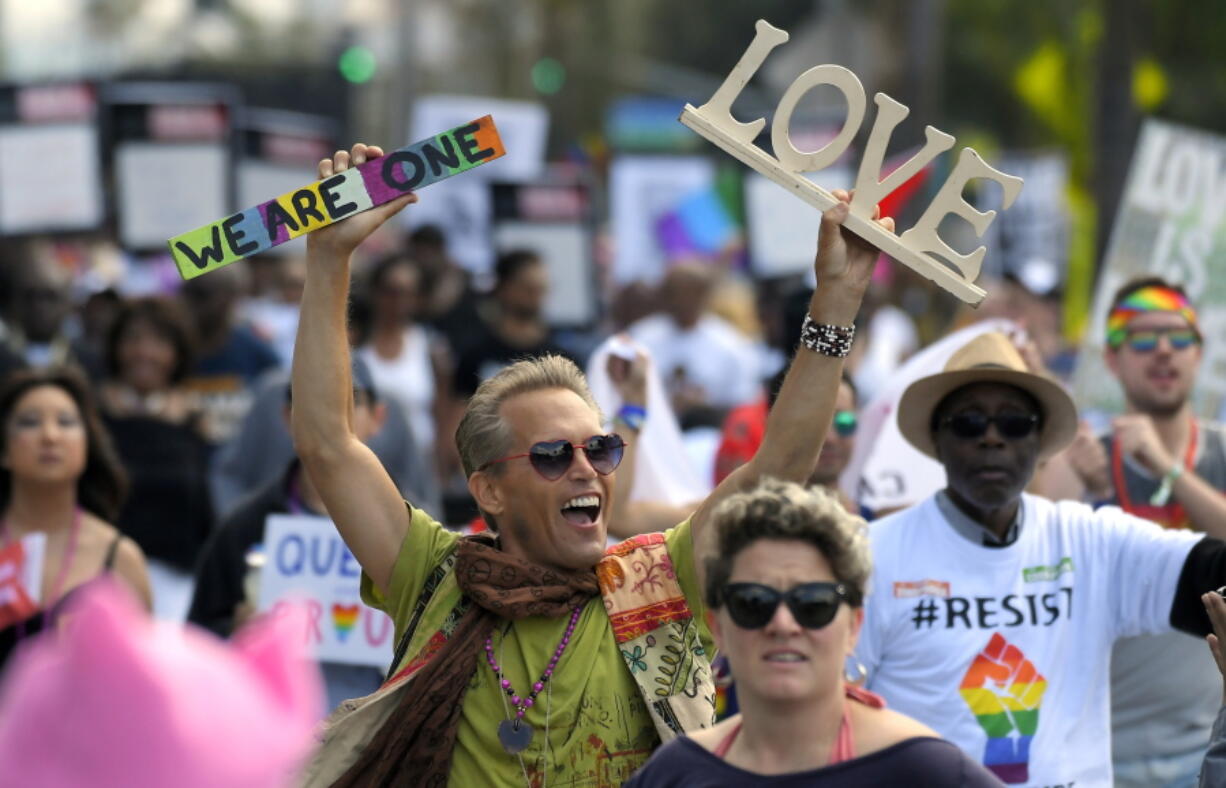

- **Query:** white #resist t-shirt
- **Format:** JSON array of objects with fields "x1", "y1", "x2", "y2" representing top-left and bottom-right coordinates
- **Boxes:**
[{"x1": 855, "y1": 493, "x2": 1203, "y2": 788}]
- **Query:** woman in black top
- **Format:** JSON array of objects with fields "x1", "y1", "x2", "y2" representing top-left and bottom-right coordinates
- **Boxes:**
[
  {"x1": 627, "y1": 479, "x2": 1001, "y2": 787},
  {"x1": 0, "y1": 367, "x2": 151, "y2": 668}
]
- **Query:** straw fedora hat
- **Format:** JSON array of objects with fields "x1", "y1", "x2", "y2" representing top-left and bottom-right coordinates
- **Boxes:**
[{"x1": 897, "y1": 332, "x2": 1078, "y2": 461}]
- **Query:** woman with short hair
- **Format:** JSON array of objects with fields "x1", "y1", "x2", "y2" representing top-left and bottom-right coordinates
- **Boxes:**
[{"x1": 627, "y1": 478, "x2": 1002, "y2": 786}]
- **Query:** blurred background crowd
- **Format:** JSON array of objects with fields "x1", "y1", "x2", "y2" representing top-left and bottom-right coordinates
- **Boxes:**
[{"x1": 0, "y1": 0, "x2": 1225, "y2": 721}]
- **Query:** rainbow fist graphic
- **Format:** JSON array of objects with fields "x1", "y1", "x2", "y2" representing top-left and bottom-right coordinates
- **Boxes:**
[{"x1": 959, "y1": 633, "x2": 1046, "y2": 784}]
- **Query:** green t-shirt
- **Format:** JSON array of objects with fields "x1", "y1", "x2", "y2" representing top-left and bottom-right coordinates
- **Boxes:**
[{"x1": 361, "y1": 506, "x2": 714, "y2": 787}]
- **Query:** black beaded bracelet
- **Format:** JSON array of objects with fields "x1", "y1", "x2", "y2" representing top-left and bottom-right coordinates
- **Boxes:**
[{"x1": 799, "y1": 315, "x2": 855, "y2": 358}]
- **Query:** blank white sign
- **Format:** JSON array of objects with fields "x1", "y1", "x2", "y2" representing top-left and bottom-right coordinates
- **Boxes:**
[
  {"x1": 116, "y1": 142, "x2": 229, "y2": 249},
  {"x1": 493, "y1": 221, "x2": 594, "y2": 326},
  {"x1": 0, "y1": 123, "x2": 103, "y2": 233}
]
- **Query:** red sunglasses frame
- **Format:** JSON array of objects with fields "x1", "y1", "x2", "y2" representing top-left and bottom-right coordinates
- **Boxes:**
[{"x1": 478, "y1": 434, "x2": 626, "y2": 480}]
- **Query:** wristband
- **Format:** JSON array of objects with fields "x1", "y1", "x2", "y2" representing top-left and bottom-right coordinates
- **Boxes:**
[
  {"x1": 1149, "y1": 460, "x2": 1185, "y2": 506},
  {"x1": 615, "y1": 404, "x2": 647, "y2": 432},
  {"x1": 799, "y1": 315, "x2": 855, "y2": 358}
]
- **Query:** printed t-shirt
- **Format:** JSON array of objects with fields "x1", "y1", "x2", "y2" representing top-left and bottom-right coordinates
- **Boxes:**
[
  {"x1": 361, "y1": 506, "x2": 714, "y2": 788},
  {"x1": 855, "y1": 493, "x2": 1201, "y2": 788},
  {"x1": 624, "y1": 735, "x2": 1004, "y2": 787},
  {"x1": 1103, "y1": 420, "x2": 1226, "y2": 760}
]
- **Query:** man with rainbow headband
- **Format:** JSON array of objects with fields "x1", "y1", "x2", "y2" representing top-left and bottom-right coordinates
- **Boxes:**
[{"x1": 1067, "y1": 277, "x2": 1226, "y2": 787}]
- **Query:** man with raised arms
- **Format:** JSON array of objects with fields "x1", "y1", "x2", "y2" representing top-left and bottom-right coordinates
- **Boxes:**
[{"x1": 291, "y1": 143, "x2": 893, "y2": 787}]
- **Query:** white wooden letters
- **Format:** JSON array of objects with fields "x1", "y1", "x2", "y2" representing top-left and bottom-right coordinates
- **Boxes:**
[{"x1": 679, "y1": 19, "x2": 1024, "y2": 304}]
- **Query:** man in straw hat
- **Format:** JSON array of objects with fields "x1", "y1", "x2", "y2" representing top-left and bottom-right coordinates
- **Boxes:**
[{"x1": 853, "y1": 331, "x2": 1226, "y2": 787}]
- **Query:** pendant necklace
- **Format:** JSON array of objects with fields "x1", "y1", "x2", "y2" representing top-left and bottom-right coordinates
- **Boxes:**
[{"x1": 486, "y1": 606, "x2": 581, "y2": 758}]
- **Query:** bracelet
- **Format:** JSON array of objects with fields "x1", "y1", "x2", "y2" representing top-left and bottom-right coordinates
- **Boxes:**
[
  {"x1": 799, "y1": 315, "x2": 855, "y2": 358},
  {"x1": 615, "y1": 404, "x2": 647, "y2": 432},
  {"x1": 1149, "y1": 461, "x2": 1185, "y2": 506}
]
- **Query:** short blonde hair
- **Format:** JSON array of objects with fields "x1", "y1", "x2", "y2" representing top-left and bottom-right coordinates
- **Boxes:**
[
  {"x1": 456, "y1": 354, "x2": 602, "y2": 477},
  {"x1": 704, "y1": 478, "x2": 871, "y2": 608}
]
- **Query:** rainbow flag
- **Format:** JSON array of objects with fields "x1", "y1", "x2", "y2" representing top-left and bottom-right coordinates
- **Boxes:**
[{"x1": 959, "y1": 633, "x2": 1046, "y2": 784}]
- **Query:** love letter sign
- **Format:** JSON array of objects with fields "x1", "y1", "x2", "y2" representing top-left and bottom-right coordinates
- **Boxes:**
[
  {"x1": 168, "y1": 115, "x2": 505, "y2": 280},
  {"x1": 679, "y1": 20, "x2": 1022, "y2": 304}
]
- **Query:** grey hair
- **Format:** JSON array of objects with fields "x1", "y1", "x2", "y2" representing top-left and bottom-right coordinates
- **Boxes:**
[
  {"x1": 456, "y1": 354, "x2": 602, "y2": 478},
  {"x1": 703, "y1": 478, "x2": 871, "y2": 608}
]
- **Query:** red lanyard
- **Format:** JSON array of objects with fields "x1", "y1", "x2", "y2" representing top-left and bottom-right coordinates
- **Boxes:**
[{"x1": 1112, "y1": 419, "x2": 1197, "y2": 529}]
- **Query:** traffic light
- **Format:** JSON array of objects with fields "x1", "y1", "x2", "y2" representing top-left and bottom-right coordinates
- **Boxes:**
[{"x1": 338, "y1": 45, "x2": 377, "y2": 84}]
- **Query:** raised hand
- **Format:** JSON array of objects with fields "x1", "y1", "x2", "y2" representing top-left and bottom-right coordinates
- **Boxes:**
[
  {"x1": 1203, "y1": 590, "x2": 1226, "y2": 704},
  {"x1": 605, "y1": 340, "x2": 649, "y2": 407},
  {"x1": 1113, "y1": 413, "x2": 1175, "y2": 477},
  {"x1": 1066, "y1": 421, "x2": 1112, "y2": 500},
  {"x1": 815, "y1": 188, "x2": 895, "y2": 296},
  {"x1": 308, "y1": 143, "x2": 418, "y2": 257}
]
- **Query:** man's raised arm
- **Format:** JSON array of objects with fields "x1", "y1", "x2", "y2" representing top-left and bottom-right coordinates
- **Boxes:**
[
  {"x1": 291, "y1": 144, "x2": 417, "y2": 596},
  {"x1": 690, "y1": 191, "x2": 892, "y2": 569}
]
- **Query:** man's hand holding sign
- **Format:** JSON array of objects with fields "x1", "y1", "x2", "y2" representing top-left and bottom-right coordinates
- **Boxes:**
[{"x1": 679, "y1": 19, "x2": 1024, "y2": 304}]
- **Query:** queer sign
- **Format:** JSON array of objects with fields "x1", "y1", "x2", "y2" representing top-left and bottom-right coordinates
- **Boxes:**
[
  {"x1": 168, "y1": 115, "x2": 505, "y2": 280},
  {"x1": 679, "y1": 20, "x2": 1023, "y2": 304},
  {"x1": 256, "y1": 514, "x2": 392, "y2": 668}
]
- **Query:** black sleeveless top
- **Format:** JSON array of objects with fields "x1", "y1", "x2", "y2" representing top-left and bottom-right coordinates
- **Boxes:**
[{"x1": 0, "y1": 532, "x2": 124, "y2": 671}]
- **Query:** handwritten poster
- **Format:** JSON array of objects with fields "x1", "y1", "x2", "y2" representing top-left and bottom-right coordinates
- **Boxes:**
[{"x1": 256, "y1": 515, "x2": 392, "y2": 668}]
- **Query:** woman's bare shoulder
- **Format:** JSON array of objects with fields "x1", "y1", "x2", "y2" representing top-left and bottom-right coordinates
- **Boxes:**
[
  {"x1": 851, "y1": 703, "x2": 940, "y2": 755},
  {"x1": 685, "y1": 716, "x2": 741, "y2": 752}
]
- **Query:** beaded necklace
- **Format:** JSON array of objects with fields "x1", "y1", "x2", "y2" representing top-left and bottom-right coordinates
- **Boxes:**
[{"x1": 484, "y1": 605, "x2": 581, "y2": 762}]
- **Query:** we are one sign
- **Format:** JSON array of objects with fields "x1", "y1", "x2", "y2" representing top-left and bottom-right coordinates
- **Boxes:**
[
  {"x1": 168, "y1": 115, "x2": 505, "y2": 280},
  {"x1": 680, "y1": 20, "x2": 1023, "y2": 304}
]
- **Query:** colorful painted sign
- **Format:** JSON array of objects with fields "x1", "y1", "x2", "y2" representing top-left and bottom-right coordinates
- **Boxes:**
[
  {"x1": 169, "y1": 115, "x2": 505, "y2": 280},
  {"x1": 256, "y1": 515, "x2": 393, "y2": 668}
]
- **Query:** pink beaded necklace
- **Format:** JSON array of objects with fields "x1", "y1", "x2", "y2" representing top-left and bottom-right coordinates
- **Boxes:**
[{"x1": 484, "y1": 605, "x2": 582, "y2": 756}]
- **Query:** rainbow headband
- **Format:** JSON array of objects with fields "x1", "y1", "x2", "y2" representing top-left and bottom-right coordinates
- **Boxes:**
[{"x1": 1106, "y1": 285, "x2": 1199, "y2": 347}]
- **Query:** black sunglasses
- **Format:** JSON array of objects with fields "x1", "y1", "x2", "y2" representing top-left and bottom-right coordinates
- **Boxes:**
[
  {"x1": 720, "y1": 582, "x2": 848, "y2": 630},
  {"x1": 480, "y1": 433, "x2": 626, "y2": 481},
  {"x1": 941, "y1": 412, "x2": 1040, "y2": 440}
]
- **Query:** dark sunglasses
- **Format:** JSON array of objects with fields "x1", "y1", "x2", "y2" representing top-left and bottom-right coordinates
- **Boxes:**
[
  {"x1": 479, "y1": 433, "x2": 626, "y2": 481},
  {"x1": 719, "y1": 582, "x2": 848, "y2": 630},
  {"x1": 941, "y1": 411, "x2": 1040, "y2": 440},
  {"x1": 1121, "y1": 328, "x2": 1200, "y2": 353},
  {"x1": 833, "y1": 410, "x2": 857, "y2": 438}
]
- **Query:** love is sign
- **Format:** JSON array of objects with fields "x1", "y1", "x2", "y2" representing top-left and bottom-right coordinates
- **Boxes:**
[{"x1": 680, "y1": 20, "x2": 1023, "y2": 304}]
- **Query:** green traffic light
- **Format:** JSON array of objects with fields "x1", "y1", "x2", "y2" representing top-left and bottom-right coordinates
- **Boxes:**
[
  {"x1": 531, "y1": 57, "x2": 566, "y2": 95},
  {"x1": 339, "y1": 45, "x2": 377, "y2": 84}
]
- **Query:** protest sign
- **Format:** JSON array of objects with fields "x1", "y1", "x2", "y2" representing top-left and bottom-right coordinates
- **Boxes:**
[
  {"x1": 236, "y1": 109, "x2": 339, "y2": 258},
  {"x1": 679, "y1": 19, "x2": 1024, "y2": 304},
  {"x1": 256, "y1": 515, "x2": 392, "y2": 668},
  {"x1": 1071, "y1": 119, "x2": 1226, "y2": 422},
  {"x1": 609, "y1": 155, "x2": 718, "y2": 285},
  {"x1": 104, "y1": 82, "x2": 238, "y2": 252},
  {"x1": 168, "y1": 115, "x2": 506, "y2": 280},
  {"x1": 0, "y1": 533, "x2": 45, "y2": 630},
  {"x1": 0, "y1": 83, "x2": 103, "y2": 234}
]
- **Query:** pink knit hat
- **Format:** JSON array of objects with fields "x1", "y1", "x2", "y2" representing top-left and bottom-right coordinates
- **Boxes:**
[{"x1": 0, "y1": 579, "x2": 323, "y2": 787}]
